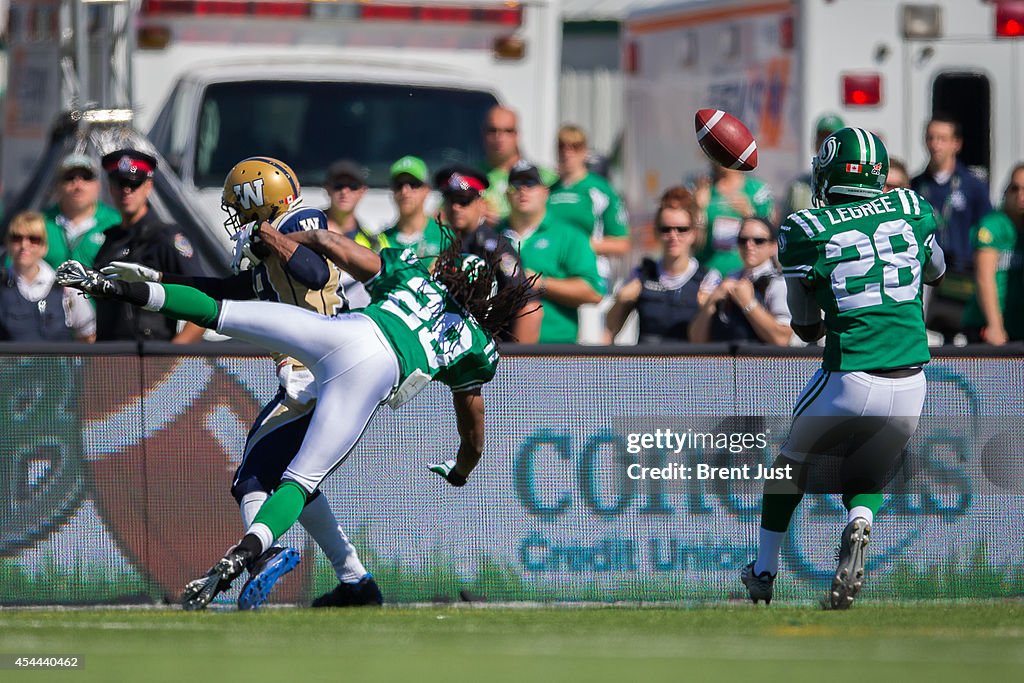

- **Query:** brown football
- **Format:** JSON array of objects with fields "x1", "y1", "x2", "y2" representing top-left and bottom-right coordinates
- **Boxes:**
[{"x1": 695, "y1": 109, "x2": 758, "y2": 171}]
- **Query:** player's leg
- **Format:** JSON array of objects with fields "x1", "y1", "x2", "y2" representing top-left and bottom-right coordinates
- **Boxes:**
[
  {"x1": 829, "y1": 371, "x2": 926, "y2": 609},
  {"x1": 300, "y1": 493, "x2": 383, "y2": 608}
]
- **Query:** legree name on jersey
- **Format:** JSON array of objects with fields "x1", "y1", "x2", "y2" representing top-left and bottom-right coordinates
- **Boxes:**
[
  {"x1": 362, "y1": 248, "x2": 498, "y2": 393},
  {"x1": 780, "y1": 188, "x2": 937, "y2": 371}
]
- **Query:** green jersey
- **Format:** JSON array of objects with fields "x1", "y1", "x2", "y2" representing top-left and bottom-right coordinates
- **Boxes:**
[
  {"x1": 547, "y1": 173, "x2": 629, "y2": 240},
  {"x1": 962, "y1": 209, "x2": 1024, "y2": 339},
  {"x1": 42, "y1": 202, "x2": 121, "y2": 269},
  {"x1": 381, "y1": 217, "x2": 446, "y2": 264},
  {"x1": 700, "y1": 177, "x2": 775, "y2": 275},
  {"x1": 779, "y1": 189, "x2": 937, "y2": 371},
  {"x1": 362, "y1": 248, "x2": 498, "y2": 392}
]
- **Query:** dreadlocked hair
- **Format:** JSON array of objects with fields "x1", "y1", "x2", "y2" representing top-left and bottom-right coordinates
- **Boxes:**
[{"x1": 431, "y1": 222, "x2": 538, "y2": 340}]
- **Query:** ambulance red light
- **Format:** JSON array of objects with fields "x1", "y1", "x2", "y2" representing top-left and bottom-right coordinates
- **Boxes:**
[
  {"x1": 360, "y1": 4, "x2": 417, "y2": 21},
  {"x1": 625, "y1": 41, "x2": 639, "y2": 75},
  {"x1": 251, "y1": 2, "x2": 309, "y2": 17},
  {"x1": 996, "y1": 1, "x2": 1024, "y2": 37},
  {"x1": 842, "y1": 73, "x2": 882, "y2": 106}
]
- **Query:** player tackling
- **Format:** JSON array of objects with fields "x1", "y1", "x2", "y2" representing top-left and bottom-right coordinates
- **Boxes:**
[
  {"x1": 57, "y1": 221, "x2": 532, "y2": 610},
  {"x1": 741, "y1": 127, "x2": 946, "y2": 608}
]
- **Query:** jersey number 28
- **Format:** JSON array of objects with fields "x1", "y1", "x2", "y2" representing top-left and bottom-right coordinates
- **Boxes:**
[{"x1": 827, "y1": 219, "x2": 921, "y2": 311}]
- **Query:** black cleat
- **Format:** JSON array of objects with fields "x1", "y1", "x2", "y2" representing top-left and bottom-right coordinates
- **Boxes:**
[
  {"x1": 311, "y1": 574, "x2": 383, "y2": 608},
  {"x1": 181, "y1": 546, "x2": 254, "y2": 611},
  {"x1": 740, "y1": 561, "x2": 776, "y2": 604},
  {"x1": 56, "y1": 260, "x2": 118, "y2": 297}
]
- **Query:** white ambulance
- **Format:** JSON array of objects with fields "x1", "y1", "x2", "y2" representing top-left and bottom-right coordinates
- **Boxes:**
[{"x1": 622, "y1": 0, "x2": 1024, "y2": 226}]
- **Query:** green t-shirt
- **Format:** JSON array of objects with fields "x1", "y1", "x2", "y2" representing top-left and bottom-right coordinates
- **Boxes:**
[
  {"x1": 700, "y1": 177, "x2": 775, "y2": 275},
  {"x1": 362, "y1": 248, "x2": 498, "y2": 392},
  {"x1": 381, "y1": 217, "x2": 446, "y2": 265},
  {"x1": 779, "y1": 189, "x2": 936, "y2": 371},
  {"x1": 547, "y1": 172, "x2": 629, "y2": 240},
  {"x1": 500, "y1": 216, "x2": 605, "y2": 344},
  {"x1": 483, "y1": 164, "x2": 558, "y2": 221},
  {"x1": 962, "y1": 209, "x2": 1024, "y2": 339},
  {"x1": 42, "y1": 202, "x2": 121, "y2": 269}
]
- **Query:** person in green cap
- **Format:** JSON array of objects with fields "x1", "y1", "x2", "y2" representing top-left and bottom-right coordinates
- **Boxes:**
[
  {"x1": 381, "y1": 156, "x2": 445, "y2": 265},
  {"x1": 41, "y1": 153, "x2": 121, "y2": 270},
  {"x1": 783, "y1": 112, "x2": 846, "y2": 216}
]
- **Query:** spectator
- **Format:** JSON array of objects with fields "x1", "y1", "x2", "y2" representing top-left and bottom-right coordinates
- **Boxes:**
[
  {"x1": 42, "y1": 153, "x2": 120, "y2": 270},
  {"x1": 912, "y1": 115, "x2": 992, "y2": 341},
  {"x1": 481, "y1": 106, "x2": 556, "y2": 225},
  {"x1": 323, "y1": 159, "x2": 389, "y2": 251},
  {"x1": 94, "y1": 149, "x2": 205, "y2": 342},
  {"x1": 605, "y1": 187, "x2": 706, "y2": 344},
  {"x1": 381, "y1": 156, "x2": 444, "y2": 262},
  {"x1": 783, "y1": 113, "x2": 845, "y2": 216},
  {"x1": 0, "y1": 211, "x2": 95, "y2": 342},
  {"x1": 962, "y1": 164, "x2": 1024, "y2": 344},
  {"x1": 500, "y1": 160, "x2": 602, "y2": 343},
  {"x1": 689, "y1": 215, "x2": 791, "y2": 345},
  {"x1": 548, "y1": 125, "x2": 631, "y2": 260},
  {"x1": 434, "y1": 164, "x2": 542, "y2": 343},
  {"x1": 885, "y1": 157, "x2": 911, "y2": 192},
  {"x1": 696, "y1": 162, "x2": 775, "y2": 276}
]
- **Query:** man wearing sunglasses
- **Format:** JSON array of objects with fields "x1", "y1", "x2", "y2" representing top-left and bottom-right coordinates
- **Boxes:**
[
  {"x1": 41, "y1": 154, "x2": 120, "y2": 270},
  {"x1": 381, "y1": 156, "x2": 444, "y2": 264},
  {"x1": 499, "y1": 160, "x2": 603, "y2": 344},
  {"x1": 434, "y1": 164, "x2": 542, "y2": 344},
  {"x1": 93, "y1": 148, "x2": 204, "y2": 342}
]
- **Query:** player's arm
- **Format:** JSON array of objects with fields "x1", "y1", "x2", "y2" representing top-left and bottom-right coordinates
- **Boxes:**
[
  {"x1": 270, "y1": 222, "x2": 382, "y2": 282},
  {"x1": 435, "y1": 389, "x2": 485, "y2": 487},
  {"x1": 258, "y1": 223, "x2": 330, "y2": 290},
  {"x1": 923, "y1": 233, "x2": 946, "y2": 287},
  {"x1": 785, "y1": 279, "x2": 825, "y2": 342}
]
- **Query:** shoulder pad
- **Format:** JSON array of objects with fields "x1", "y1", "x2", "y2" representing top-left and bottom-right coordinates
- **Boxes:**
[{"x1": 276, "y1": 207, "x2": 328, "y2": 234}]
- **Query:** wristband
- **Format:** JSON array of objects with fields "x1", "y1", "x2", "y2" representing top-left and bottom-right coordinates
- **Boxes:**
[{"x1": 742, "y1": 300, "x2": 759, "y2": 314}]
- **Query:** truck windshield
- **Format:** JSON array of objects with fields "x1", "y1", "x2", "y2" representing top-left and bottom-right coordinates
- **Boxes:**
[{"x1": 194, "y1": 80, "x2": 498, "y2": 189}]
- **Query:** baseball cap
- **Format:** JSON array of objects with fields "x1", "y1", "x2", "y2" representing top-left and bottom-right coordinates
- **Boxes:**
[
  {"x1": 390, "y1": 156, "x2": 429, "y2": 184},
  {"x1": 101, "y1": 149, "x2": 157, "y2": 181},
  {"x1": 816, "y1": 113, "x2": 846, "y2": 134},
  {"x1": 326, "y1": 159, "x2": 367, "y2": 184},
  {"x1": 434, "y1": 164, "x2": 489, "y2": 196},
  {"x1": 508, "y1": 159, "x2": 545, "y2": 186},
  {"x1": 59, "y1": 153, "x2": 99, "y2": 175}
]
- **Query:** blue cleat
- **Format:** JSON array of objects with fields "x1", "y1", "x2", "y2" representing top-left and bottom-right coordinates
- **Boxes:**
[{"x1": 237, "y1": 546, "x2": 301, "y2": 611}]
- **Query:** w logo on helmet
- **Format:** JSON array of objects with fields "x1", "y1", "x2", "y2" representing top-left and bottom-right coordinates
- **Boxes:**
[{"x1": 233, "y1": 179, "x2": 266, "y2": 210}]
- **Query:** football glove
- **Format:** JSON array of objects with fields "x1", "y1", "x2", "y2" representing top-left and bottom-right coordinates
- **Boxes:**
[
  {"x1": 230, "y1": 221, "x2": 263, "y2": 274},
  {"x1": 428, "y1": 458, "x2": 467, "y2": 487},
  {"x1": 100, "y1": 261, "x2": 161, "y2": 283}
]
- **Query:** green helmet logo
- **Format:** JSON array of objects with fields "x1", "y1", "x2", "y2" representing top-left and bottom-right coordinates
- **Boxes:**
[{"x1": 811, "y1": 127, "x2": 889, "y2": 206}]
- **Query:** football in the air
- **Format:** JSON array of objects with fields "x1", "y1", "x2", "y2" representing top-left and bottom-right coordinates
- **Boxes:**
[{"x1": 694, "y1": 109, "x2": 758, "y2": 171}]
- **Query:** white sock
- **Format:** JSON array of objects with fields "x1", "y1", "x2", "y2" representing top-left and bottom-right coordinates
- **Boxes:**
[
  {"x1": 848, "y1": 506, "x2": 873, "y2": 525},
  {"x1": 754, "y1": 528, "x2": 786, "y2": 576},
  {"x1": 246, "y1": 522, "x2": 274, "y2": 556},
  {"x1": 298, "y1": 494, "x2": 367, "y2": 583},
  {"x1": 239, "y1": 491, "x2": 268, "y2": 528}
]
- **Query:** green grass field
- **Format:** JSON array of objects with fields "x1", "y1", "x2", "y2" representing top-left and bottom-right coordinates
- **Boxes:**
[{"x1": 1, "y1": 603, "x2": 1023, "y2": 682}]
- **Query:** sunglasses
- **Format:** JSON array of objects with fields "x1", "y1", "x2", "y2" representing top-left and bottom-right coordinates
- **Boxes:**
[
  {"x1": 391, "y1": 179, "x2": 425, "y2": 191},
  {"x1": 738, "y1": 236, "x2": 771, "y2": 246},
  {"x1": 558, "y1": 142, "x2": 585, "y2": 151},
  {"x1": 62, "y1": 170, "x2": 96, "y2": 182},
  {"x1": 510, "y1": 179, "x2": 541, "y2": 190},
  {"x1": 110, "y1": 176, "x2": 147, "y2": 190},
  {"x1": 8, "y1": 233, "x2": 44, "y2": 245},
  {"x1": 486, "y1": 127, "x2": 517, "y2": 135},
  {"x1": 658, "y1": 225, "x2": 692, "y2": 234},
  {"x1": 331, "y1": 180, "x2": 364, "y2": 192},
  {"x1": 444, "y1": 193, "x2": 478, "y2": 207}
]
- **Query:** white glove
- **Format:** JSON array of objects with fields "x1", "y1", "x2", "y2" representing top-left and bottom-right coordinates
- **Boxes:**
[
  {"x1": 230, "y1": 221, "x2": 262, "y2": 274},
  {"x1": 277, "y1": 363, "x2": 318, "y2": 405},
  {"x1": 100, "y1": 261, "x2": 161, "y2": 283}
]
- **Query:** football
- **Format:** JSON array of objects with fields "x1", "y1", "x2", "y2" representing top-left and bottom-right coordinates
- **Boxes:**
[{"x1": 694, "y1": 109, "x2": 758, "y2": 171}]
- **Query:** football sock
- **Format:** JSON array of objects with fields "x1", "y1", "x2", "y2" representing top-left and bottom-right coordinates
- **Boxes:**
[
  {"x1": 848, "y1": 506, "x2": 874, "y2": 525},
  {"x1": 126, "y1": 283, "x2": 221, "y2": 327},
  {"x1": 759, "y1": 454, "x2": 806, "y2": 532},
  {"x1": 844, "y1": 492, "x2": 881, "y2": 524},
  {"x1": 754, "y1": 528, "x2": 785, "y2": 576},
  {"x1": 298, "y1": 494, "x2": 368, "y2": 583},
  {"x1": 250, "y1": 481, "x2": 308, "y2": 546},
  {"x1": 240, "y1": 491, "x2": 268, "y2": 528}
]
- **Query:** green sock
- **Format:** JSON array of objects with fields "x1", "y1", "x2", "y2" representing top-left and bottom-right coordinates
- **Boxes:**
[
  {"x1": 158, "y1": 284, "x2": 220, "y2": 328},
  {"x1": 843, "y1": 492, "x2": 883, "y2": 516},
  {"x1": 252, "y1": 481, "x2": 308, "y2": 541}
]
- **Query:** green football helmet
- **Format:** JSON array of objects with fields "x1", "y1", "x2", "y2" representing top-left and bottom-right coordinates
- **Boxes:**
[{"x1": 811, "y1": 127, "x2": 889, "y2": 206}]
